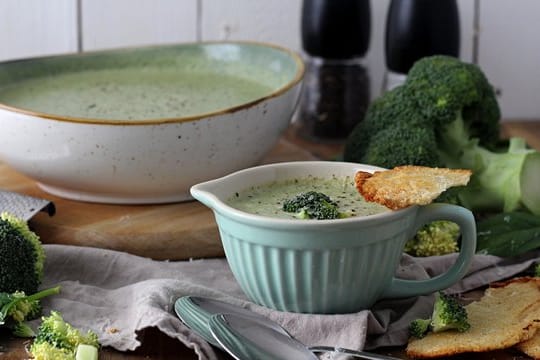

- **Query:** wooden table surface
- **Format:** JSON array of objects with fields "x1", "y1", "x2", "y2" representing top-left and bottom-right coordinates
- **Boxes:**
[{"x1": 1, "y1": 120, "x2": 539, "y2": 360}]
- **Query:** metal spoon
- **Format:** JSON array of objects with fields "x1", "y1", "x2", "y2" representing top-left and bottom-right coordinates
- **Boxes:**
[
  {"x1": 209, "y1": 312, "x2": 318, "y2": 360},
  {"x1": 174, "y1": 296, "x2": 290, "y2": 347},
  {"x1": 175, "y1": 296, "x2": 400, "y2": 360},
  {"x1": 210, "y1": 312, "x2": 400, "y2": 360}
]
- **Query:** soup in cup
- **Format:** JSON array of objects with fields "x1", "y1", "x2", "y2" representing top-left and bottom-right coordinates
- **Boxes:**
[{"x1": 191, "y1": 161, "x2": 476, "y2": 314}]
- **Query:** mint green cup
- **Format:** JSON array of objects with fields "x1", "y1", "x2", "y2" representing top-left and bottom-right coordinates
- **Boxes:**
[{"x1": 191, "y1": 161, "x2": 476, "y2": 314}]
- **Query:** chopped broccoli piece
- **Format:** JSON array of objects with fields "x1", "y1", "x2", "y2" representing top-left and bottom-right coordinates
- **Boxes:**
[
  {"x1": 0, "y1": 286, "x2": 60, "y2": 337},
  {"x1": 430, "y1": 292, "x2": 470, "y2": 333},
  {"x1": 409, "y1": 291, "x2": 470, "y2": 338},
  {"x1": 30, "y1": 341, "x2": 74, "y2": 360},
  {"x1": 409, "y1": 318, "x2": 431, "y2": 339},
  {"x1": 30, "y1": 311, "x2": 100, "y2": 360},
  {"x1": 344, "y1": 55, "x2": 540, "y2": 216},
  {"x1": 12, "y1": 321, "x2": 37, "y2": 337},
  {"x1": 282, "y1": 191, "x2": 344, "y2": 220},
  {"x1": 0, "y1": 212, "x2": 45, "y2": 294},
  {"x1": 404, "y1": 221, "x2": 460, "y2": 257},
  {"x1": 535, "y1": 263, "x2": 540, "y2": 277}
]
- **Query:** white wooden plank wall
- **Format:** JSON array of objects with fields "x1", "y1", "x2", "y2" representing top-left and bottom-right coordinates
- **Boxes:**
[{"x1": 0, "y1": 0, "x2": 537, "y2": 120}]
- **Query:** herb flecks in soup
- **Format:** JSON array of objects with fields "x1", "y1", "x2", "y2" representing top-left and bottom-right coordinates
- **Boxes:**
[
  {"x1": 0, "y1": 70, "x2": 272, "y2": 120},
  {"x1": 227, "y1": 175, "x2": 389, "y2": 219}
]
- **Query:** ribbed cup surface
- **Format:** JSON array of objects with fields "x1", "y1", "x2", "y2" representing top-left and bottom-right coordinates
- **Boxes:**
[{"x1": 219, "y1": 227, "x2": 405, "y2": 314}]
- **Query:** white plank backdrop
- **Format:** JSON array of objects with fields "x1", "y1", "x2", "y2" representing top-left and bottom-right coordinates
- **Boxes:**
[{"x1": 0, "y1": 0, "x2": 538, "y2": 120}]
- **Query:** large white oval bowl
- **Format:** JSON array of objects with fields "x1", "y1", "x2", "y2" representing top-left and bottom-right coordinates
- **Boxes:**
[{"x1": 0, "y1": 42, "x2": 304, "y2": 204}]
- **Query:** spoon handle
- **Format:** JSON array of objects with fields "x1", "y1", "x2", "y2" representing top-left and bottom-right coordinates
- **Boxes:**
[{"x1": 309, "y1": 346, "x2": 400, "y2": 360}]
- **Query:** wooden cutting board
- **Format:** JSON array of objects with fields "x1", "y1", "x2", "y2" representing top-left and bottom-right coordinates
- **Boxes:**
[{"x1": 0, "y1": 138, "x2": 316, "y2": 260}]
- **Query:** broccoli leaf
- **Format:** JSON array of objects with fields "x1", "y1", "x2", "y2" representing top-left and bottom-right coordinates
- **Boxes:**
[{"x1": 476, "y1": 212, "x2": 540, "y2": 257}]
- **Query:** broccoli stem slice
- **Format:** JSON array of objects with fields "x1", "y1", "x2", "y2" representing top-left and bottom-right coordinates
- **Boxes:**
[{"x1": 75, "y1": 344, "x2": 99, "y2": 360}]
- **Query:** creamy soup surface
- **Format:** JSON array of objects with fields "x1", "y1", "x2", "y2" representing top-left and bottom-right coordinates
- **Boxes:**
[
  {"x1": 226, "y1": 175, "x2": 390, "y2": 219},
  {"x1": 0, "y1": 69, "x2": 272, "y2": 120}
]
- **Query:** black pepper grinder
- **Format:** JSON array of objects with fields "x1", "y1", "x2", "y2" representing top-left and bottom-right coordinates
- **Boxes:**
[
  {"x1": 297, "y1": 0, "x2": 371, "y2": 142},
  {"x1": 383, "y1": 0, "x2": 460, "y2": 91}
]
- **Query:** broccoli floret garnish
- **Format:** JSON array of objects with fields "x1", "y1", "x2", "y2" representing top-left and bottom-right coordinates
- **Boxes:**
[
  {"x1": 344, "y1": 55, "x2": 540, "y2": 216},
  {"x1": 409, "y1": 291, "x2": 470, "y2": 338},
  {"x1": 404, "y1": 220, "x2": 460, "y2": 257},
  {"x1": 282, "y1": 191, "x2": 344, "y2": 220},
  {"x1": 0, "y1": 286, "x2": 60, "y2": 337},
  {"x1": 30, "y1": 310, "x2": 100, "y2": 360},
  {"x1": 0, "y1": 212, "x2": 45, "y2": 294}
]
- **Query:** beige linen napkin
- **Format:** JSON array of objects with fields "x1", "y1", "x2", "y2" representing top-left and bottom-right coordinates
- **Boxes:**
[{"x1": 37, "y1": 244, "x2": 540, "y2": 360}]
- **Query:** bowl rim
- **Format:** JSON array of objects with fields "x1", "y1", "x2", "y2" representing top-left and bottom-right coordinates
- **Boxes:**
[
  {"x1": 0, "y1": 40, "x2": 305, "y2": 126},
  {"x1": 191, "y1": 161, "x2": 417, "y2": 230}
]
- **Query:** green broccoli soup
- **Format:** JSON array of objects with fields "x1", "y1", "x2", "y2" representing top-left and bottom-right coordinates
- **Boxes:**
[{"x1": 226, "y1": 175, "x2": 390, "y2": 219}]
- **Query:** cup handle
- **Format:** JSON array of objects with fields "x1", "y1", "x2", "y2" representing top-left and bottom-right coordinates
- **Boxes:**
[{"x1": 380, "y1": 203, "x2": 476, "y2": 299}]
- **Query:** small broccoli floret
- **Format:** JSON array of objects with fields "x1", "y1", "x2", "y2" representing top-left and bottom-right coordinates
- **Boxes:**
[
  {"x1": 0, "y1": 212, "x2": 45, "y2": 294},
  {"x1": 30, "y1": 311, "x2": 100, "y2": 360},
  {"x1": 409, "y1": 318, "x2": 431, "y2": 339},
  {"x1": 430, "y1": 292, "x2": 470, "y2": 333},
  {"x1": 409, "y1": 291, "x2": 470, "y2": 339},
  {"x1": 0, "y1": 286, "x2": 60, "y2": 337},
  {"x1": 404, "y1": 221, "x2": 460, "y2": 257},
  {"x1": 534, "y1": 263, "x2": 540, "y2": 277},
  {"x1": 282, "y1": 191, "x2": 344, "y2": 220}
]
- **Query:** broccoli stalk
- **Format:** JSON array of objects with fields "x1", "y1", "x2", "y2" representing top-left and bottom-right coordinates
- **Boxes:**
[
  {"x1": 0, "y1": 286, "x2": 61, "y2": 337},
  {"x1": 282, "y1": 191, "x2": 346, "y2": 220},
  {"x1": 409, "y1": 291, "x2": 470, "y2": 338},
  {"x1": 437, "y1": 111, "x2": 540, "y2": 215}
]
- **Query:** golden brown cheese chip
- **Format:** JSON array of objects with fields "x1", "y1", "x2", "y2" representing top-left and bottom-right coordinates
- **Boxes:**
[
  {"x1": 406, "y1": 277, "x2": 540, "y2": 359},
  {"x1": 355, "y1": 165, "x2": 471, "y2": 210},
  {"x1": 517, "y1": 331, "x2": 540, "y2": 359}
]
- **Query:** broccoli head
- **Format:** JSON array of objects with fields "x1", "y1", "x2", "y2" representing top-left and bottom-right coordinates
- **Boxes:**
[
  {"x1": 282, "y1": 191, "x2": 344, "y2": 220},
  {"x1": 0, "y1": 212, "x2": 45, "y2": 294},
  {"x1": 409, "y1": 291, "x2": 470, "y2": 338},
  {"x1": 344, "y1": 86, "x2": 439, "y2": 167},
  {"x1": 30, "y1": 310, "x2": 100, "y2": 360},
  {"x1": 406, "y1": 55, "x2": 501, "y2": 148},
  {"x1": 361, "y1": 123, "x2": 441, "y2": 169},
  {"x1": 404, "y1": 221, "x2": 460, "y2": 257},
  {"x1": 344, "y1": 55, "x2": 540, "y2": 217}
]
